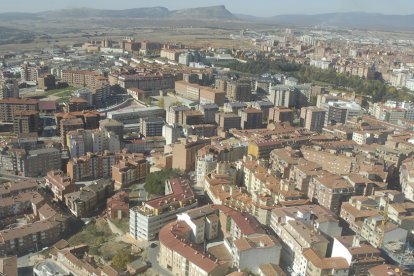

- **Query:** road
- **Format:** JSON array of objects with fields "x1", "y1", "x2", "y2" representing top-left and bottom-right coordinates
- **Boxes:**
[{"x1": 147, "y1": 241, "x2": 173, "y2": 276}]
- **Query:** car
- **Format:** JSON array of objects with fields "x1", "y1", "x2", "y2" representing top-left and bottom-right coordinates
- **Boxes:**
[{"x1": 150, "y1": 242, "x2": 158, "y2": 248}]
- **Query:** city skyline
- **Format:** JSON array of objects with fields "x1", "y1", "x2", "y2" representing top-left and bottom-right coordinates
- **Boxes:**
[{"x1": 1, "y1": 0, "x2": 414, "y2": 16}]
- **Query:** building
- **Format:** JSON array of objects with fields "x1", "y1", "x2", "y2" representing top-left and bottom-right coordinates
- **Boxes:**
[
  {"x1": 55, "y1": 111, "x2": 101, "y2": 135},
  {"x1": 99, "y1": 118, "x2": 124, "y2": 141},
  {"x1": 308, "y1": 173, "x2": 354, "y2": 214},
  {"x1": 227, "y1": 234, "x2": 282, "y2": 274},
  {"x1": 226, "y1": 81, "x2": 251, "y2": 102},
  {"x1": 67, "y1": 151, "x2": 118, "y2": 182},
  {"x1": 45, "y1": 170, "x2": 76, "y2": 201},
  {"x1": 331, "y1": 236, "x2": 385, "y2": 275},
  {"x1": 107, "y1": 191, "x2": 129, "y2": 220},
  {"x1": 162, "y1": 124, "x2": 182, "y2": 145},
  {"x1": 37, "y1": 74, "x2": 56, "y2": 90},
  {"x1": 15, "y1": 148, "x2": 62, "y2": 177},
  {"x1": 268, "y1": 107, "x2": 294, "y2": 124},
  {"x1": 302, "y1": 248, "x2": 349, "y2": 276},
  {"x1": 0, "y1": 179, "x2": 38, "y2": 198},
  {"x1": 215, "y1": 112, "x2": 242, "y2": 131},
  {"x1": 111, "y1": 152, "x2": 149, "y2": 190},
  {"x1": 277, "y1": 220, "x2": 329, "y2": 275},
  {"x1": 129, "y1": 178, "x2": 197, "y2": 240},
  {"x1": 65, "y1": 179, "x2": 114, "y2": 218},
  {"x1": 140, "y1": 117, "x2": 164, "y2": 137},
  {"x1": 0, "y1": 78, "x2": 19, "y2": 99},
  {"x1": 13, "y1": 110, "x2": 40, "y2": 134},
  {"x1": 159, "y1": 220, "x2": 229, "y2": 276},
  {"x1": 239, "y1": 108, "x2": 263, "y2": 129},
  {"x1": 175, "y1": 81, "x2": 225, "y2": 105},
  {"x1": 107, "y1": 106, "x2": 165, "y2": 125},
  {"x1": 20, "y1": 63, "x2": 47, "y2": 82},
  {"x1": 0, "y1": 98, "x2": 38, "y2": 123},
  {"x1": 66, "y1": 128, "x2": 121, "y2": 158},
  {"x1": 171, "y1": 138, "x2": 211, "y2": 172},
  {"x1": 61, "y1": 70, "x2": 107, "y2": 89},
  {"x1": 400, "y1": 157, "x2": 414, "y2": 202},
  {"x1": 325, "y1": 101, "x2": 362, "y2": 125},
  {"x1": 166, "y1": 105, "x2": 190, "y2": 125},
  {"x1": 0, "y1": 255, "x2": 17, "y2": 276},
  {"x1": 199, "y1": 103, "x2": 219, "y2": 124},
  {"x1": 300, "y1": 106, "x2": 326, "y2": 132},
  {"x1": 67, "y1": 97, "x2": 89, "y2": 112}
]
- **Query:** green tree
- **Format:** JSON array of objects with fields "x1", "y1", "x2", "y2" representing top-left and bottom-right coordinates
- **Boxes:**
[
  {"x1": 158, "y1": 98, "x2": 165, "y2": 109},
  {"x1": 144, "y1": 169, "x2": 181, "y2": 196},
  {"x1": 111, "y1": 250, "x2": 132, "y2": 270}
]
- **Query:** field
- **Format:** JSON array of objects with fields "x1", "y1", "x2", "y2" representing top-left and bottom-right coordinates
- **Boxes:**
[{"x1": 22, "y1": 87, "x2": 77, "y2": 103}]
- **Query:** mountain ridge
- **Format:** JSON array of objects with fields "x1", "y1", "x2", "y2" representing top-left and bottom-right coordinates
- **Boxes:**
[{"x1": 0, "y1": 6, "x2": 413, "y2": 30}]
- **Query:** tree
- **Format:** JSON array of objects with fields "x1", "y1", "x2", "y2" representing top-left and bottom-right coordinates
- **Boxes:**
[
  {"x1": 111, "y1": 250, "x2": 132, "y2": 270},
  {"x1": 144, "y1": 169, "x2": 181, "y2": 196},
  {"x1": 158, "y1": 98, "x2": 165, "y2": 109}
]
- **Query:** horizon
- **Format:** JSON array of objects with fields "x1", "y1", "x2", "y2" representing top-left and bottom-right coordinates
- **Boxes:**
[{"x1": 1, "y1": 0, "x2": 414, "y2": 17}]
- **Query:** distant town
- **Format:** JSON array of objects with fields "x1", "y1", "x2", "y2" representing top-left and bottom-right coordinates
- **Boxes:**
[{"x1": 0, "y1": 4, "x2": 414, "y2": 276}]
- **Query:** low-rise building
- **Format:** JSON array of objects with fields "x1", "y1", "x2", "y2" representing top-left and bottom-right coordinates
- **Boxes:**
[
  {"x1": 45, "y1": 170, "x2": 76, "y2": 201},
  {"x1": 64, "y1": 179, "x2": 114, "y2": 218}
]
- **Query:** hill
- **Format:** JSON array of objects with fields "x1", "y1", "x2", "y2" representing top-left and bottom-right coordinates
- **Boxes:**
[{"x1": 36, "y1": 5, "x2": 235, "y2": 20}]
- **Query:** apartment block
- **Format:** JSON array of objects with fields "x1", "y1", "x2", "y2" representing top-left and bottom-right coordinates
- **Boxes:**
[
  {"x1": 300, "y1": 106, "x2": 326, "y2": 132},
  {"x1": 65, "y1": 179, "x2": 114, "y2": 218},
  {"x1": 13, "y1": 110, "x2": 40, "y2": 134},
  {"x1": 111, "y1": 152, "x2": 149, "y2": 190},
  {"x1": 239, "y1": 108, "x2": 263, "y2": 129},
  {"x1": 308, "y1": 172, "x2": 354, "y2": 214},
  {"x1": 67, "y1": 151, "x2": 118, "y2": 182},
  {"x1": 0, "y1": 98, "x2": 38, "y2": 123},
  {"x1": 130, "y1": 178, "x2": 197, "y2": 241},
  {"x1": 45, "y1": 170, "x2": 76, "y2": 201}
]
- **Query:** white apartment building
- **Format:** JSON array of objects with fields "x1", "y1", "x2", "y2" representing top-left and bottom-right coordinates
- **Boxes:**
[{"x1": 129, "y1": 178, "x2": 197, "y2": 240}]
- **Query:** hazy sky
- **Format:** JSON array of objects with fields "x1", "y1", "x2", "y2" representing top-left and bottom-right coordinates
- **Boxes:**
[{"x1": 2, "y1": 0, "x2": 414, "y2": 16}]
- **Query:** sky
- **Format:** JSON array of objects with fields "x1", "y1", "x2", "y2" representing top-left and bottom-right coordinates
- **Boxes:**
[{"x1": 2, "y1": 0, "x2": 414, "y2": 16}]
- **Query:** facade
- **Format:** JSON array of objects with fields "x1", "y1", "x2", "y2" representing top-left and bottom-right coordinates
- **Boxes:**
[
  {"x1": 107, "y1": 191, "x2": 129, "y2": 220},
  {"x1": 66, "y1": 128, "x2": 121, "y2": 158},
  {"x1": 268, "y1": 107, "x2": 294, "y2": 124},
  {"x1": 227, "y1": 235, "x2": 282, "y2": 274},
  {"x1": 239, "y1": 108, "x2": 263, "y2": 129},
  {"x1": 300, "y1": 106, "x2": 326, "y2": 132},
  {"x1": 67, "y1": 151, "x2": 118, "y2": 181},
  {"x1": 129, "y1": 178, "x2": 197, "y2": 240},
  {"x1": 140, "y1": 117, "x2": 164, "y2": 137},
  {"x1": 308, "y1": 173, "x2": 354, "y2": 214},
  {"x1": 65, "y1": 179, "x2": 114, "y2": 218},
  {"x1": 0, "y1": 78, "x2": 19, "y2": 99},
  {"x1": 111, "y1": 152, "x2": 149, "y2": 190},
  {"x1": 226, "y1": 81, "x2": 251, "y2": 102},
  {"x1": 215, "y1": 112, "x2": 242, "y2": 131},
  {"x1": 172, "y1": 138, "x2": 211, "y2": 172},
  {"x1": 0, "y1": 98, "x2": 38, "y2": 123},
  {"x1": 16, "y1": 148, "x2": 62, "y2": 177},
  {"x1": 45, "y1": 170, "x2": 76, "y2": 201},
  {"x1": 13, "y1": 110, "x2": 40, "y2": 134}
]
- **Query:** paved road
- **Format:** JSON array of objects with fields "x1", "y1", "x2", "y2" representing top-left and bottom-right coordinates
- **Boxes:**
[{"x1": 147, "y1": 241, "x2": 172, "y2": 276}]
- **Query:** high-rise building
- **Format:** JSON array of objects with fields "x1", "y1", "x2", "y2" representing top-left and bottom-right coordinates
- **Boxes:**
[
  {"x1": 268, "y1": 107, "x2": 294, "y2": 124},
  {"x1": 300, "y1": 106, "x2": 326, "y2": 132},
  {"x1": 0, "y1": 78, "x2": 19, "y2": 99},
  {"x1": 239, "y1": 108, "x2": 263, "y2": 129},
  {"x1": 226, "y1": 80, "x2": 251, "y2": 102},
  {"x1": 140, "y1": 117, "x2": 164, "y2": 137},
  {"x1": 13, "y1": 110, "x2": 40, "y2": 134}
]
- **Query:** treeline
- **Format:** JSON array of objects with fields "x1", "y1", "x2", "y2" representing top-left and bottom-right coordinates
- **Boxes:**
[
  {"x1": 227, "y1": 60, "x2": 414, "y2": 103},
  {"x1": 227, "y1": 60, "x2": 302, "y2": 75}
]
